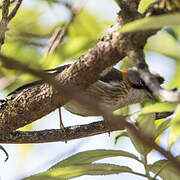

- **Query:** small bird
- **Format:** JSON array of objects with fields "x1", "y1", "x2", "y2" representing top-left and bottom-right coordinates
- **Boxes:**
[{"x1": 7, "y1": 64, "x2": 164, "y2": 118}]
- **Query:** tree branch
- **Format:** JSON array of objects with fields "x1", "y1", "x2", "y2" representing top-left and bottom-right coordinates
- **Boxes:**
[
  {"x1": 0, "y1": 0, "x2": 23, "y2": 50},
  {"x1": 130, "y1": 50, "x2": 180, "y2": 102},
  {"x1": 0, "y1": 111, "x2": 171, "y2": 144},
  {"x1": 44, "y1": 0, "x2": 82, "y2": 56},
  {"x1": 0, "y1": 0, "x2": 178, "y2": 132},
  {"x1": 7, "y1": 0, "x2": 23, "y2": 21},
  {"x1": 0, "y1": 0, "x2": 10, "y2": 50}
]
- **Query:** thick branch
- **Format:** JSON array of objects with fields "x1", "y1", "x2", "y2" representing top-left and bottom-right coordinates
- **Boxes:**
[
  {"x1": 0, "y1": 0, "x2": 178, "y2": 132},
  {"x1": 0, "y1": 28, "x2": 128, "y2": 132}
]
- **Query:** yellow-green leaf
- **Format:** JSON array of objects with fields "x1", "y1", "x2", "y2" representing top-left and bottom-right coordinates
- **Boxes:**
[
  {"x1": 54, "y1": 149, "x2": 139, "y2": 168},
  {"x1": 138, "y1": 0, "x2": 156, "y2": 13},
  {"x1": 168, "y1": 60, "x2": 180, "y2": 89},
  {"x1": 169, "y1": 104, "x2": 180, "y2": 148},
  {"x1": 149, "y1": 156, "x2": 180, "y2": 180},
  {"x1": 140, "y1": 102, "x2": 177, "y2": 114},
  {"x1": 119, "y1": 13, "x2": 180, "y2": 33},
  {"x1": 128, "y1": 113, "x2": 156, "y2": 156},
  {"x1": 155, "y1": 119, "x2": 171, "y2": 139},
  {"x1": 146, "y1": 31, "x2": 180, "y2": 60},
  {"x1": 26, "y1": 164, "x2": 133, "y2": 179}
]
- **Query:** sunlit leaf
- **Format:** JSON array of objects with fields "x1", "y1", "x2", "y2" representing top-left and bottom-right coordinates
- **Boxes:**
[
  {"x1": 18, "y1": 124, "x2": 34, "y2": 167},
  {"x1": 168, "y1": 60, "x2": 180, "y2": 89},
  {"x1": 54, "y1": 149, "x2": 139, "y2": 169},
  {"x1": 155, "y1": 119, "x2": 171, "y2": 139},
  {"x1": 138, "y1": 0, "x2": 156, "y2": 13},
  {"x1": 155, "y1": 119, "x2": 171, "y2": 144},
  {"x1": 146, "y1": 31, "x2": 180, "y2": 60},
  {"x1": 140, "y1": 102, "x2": 177, "y2": 114},
  {"x1": 120, "y1": 57, "x2": 134, "y2": 69},
  {"x1": 119, "y1": 13, "x2": 180, "y2": 33},
  {"x1": 114, "y1": 131, "x2": 128, "y2": 144},
  {"x1": 169, "y1": 104, "x2": 180, "y2": 148},
  {"x1": 165, "y1": 27, "x2": 178, "y2": 40},
  {"x1": 113, "y1": 106, "x2": 129, "y2": 116},
  {"x1": 26, "y1": 164, "x2": 133, "y2": 179}
]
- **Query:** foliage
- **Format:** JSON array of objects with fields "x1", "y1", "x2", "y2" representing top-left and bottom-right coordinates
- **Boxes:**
[{"x1": 0, "y1": 0, "x2": 180, "y2": 180}]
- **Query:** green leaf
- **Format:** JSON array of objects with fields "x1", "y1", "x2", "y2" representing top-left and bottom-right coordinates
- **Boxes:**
[
  {"x1": 169, "y1": 104, "x2": 180, "y2": 148},
  {"x1": 113, "y1": 106, "x2": 129, "y2": 116},
  {"x1": 155, "y1": 119, "x2": 171, "y2": 139},
  {"x1": 168, "y1": 60, "x2": 180, "y2": 89},
  {"x1": 54, "y1": 149, "x2": 139, "y2": 168},
  {"x1": 119, "y1": 13, "x2": 180, "y2": 33},
  {"x1": 120, "y1": 57, "x2": 134, "y2": 69},
  {"x1": 164, "y1": 27, "x2": 178, "y2": 40},
  {"x1": 114, "y1": 131, "x2": 128, "y2": 144},
  {"x1": 26, "y1": 164, "x2": 133, "y2": 180},
  {"x1": 140, "y1": 102, "x2": 177, "y2": 114},
  {"x1": 138, "y1": 113, "x2": 156, "y2": 137},
  {"x1": 0, "y1": 145, "x2": 9, "y2": 162},
  {"x1": 127, "y1": 113, "x2": 156, "y2": 156},
  {"x1": 138, "y1": 0, "x2": 156, "y2": 13},
  {"x1": 25, "y1": 150, "x2": 142, "y2": 179},
  {"x1": 149, "y1": 156, "x2": 180, "y2": 180},
  {"x1": 146, "y1": 31, "x2": 180, "y2": 60}
]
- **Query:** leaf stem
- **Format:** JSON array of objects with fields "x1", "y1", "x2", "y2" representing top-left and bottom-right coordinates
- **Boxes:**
[
  {"x1": 142, "y1": 155, "x2": 152, "y2": 180},
  {"x1": 130, "y1": 171, "x2": 147, "y2": 178},
  {"x1": 153, "y1": 162, "x2": 169, "y2": 179}
]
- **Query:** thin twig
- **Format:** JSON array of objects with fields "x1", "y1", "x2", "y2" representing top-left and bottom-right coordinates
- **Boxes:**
[
  {"x1": 0, "y1": 0, "x2": 16, "y2": 9},
  {"x1": 7, "y1": 0, "x2": 23, "y2": 21},
  {"x1": 44, "y1": 26, "x2": 66, "y2": 56},
  {"x1": 0, "y1": 0, "x2": 23, "y2": 50},
  {"x1": 0, "y1": 0, "x2": 10, "y2": 50},
  {"x1": 44, "y1": 0, "x2": 83, "y2": 56},
  {"x1": 129, "y1": 50, "x2": 180, "y2": 102}
]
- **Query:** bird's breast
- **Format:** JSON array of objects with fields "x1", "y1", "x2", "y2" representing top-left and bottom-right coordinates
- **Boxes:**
[{"x1": 63, "y1": 81, "x2": 149, "y2": 117}]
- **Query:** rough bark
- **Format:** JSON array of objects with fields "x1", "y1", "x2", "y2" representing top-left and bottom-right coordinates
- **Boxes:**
[{"x1": 0, "y1": 0, "x2": 177, "y2": 134}]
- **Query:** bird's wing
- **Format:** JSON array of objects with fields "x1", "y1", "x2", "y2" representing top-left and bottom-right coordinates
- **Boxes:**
[
  {"x1": 100, "y1": 68, "x2": 124, "y2": 83},
  {"x1": 8, "y1": 65, "x2": 123, "y2": 97},
  {"x1": 8, "y1": 64, "x2": 71, "y2": 96},
  {"x1": 44, "y1": 63, "x2": 71, "y2": 73}
]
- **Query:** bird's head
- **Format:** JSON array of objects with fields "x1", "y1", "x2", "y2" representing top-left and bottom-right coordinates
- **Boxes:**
[{"x1": 126, "y1": 69, "x2": 164, "y2": 101}]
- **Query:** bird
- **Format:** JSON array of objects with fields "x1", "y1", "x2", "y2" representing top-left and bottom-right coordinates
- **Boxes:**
[{"x1": 6, "y1": 64, "x2": 164, "y2": 128}]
